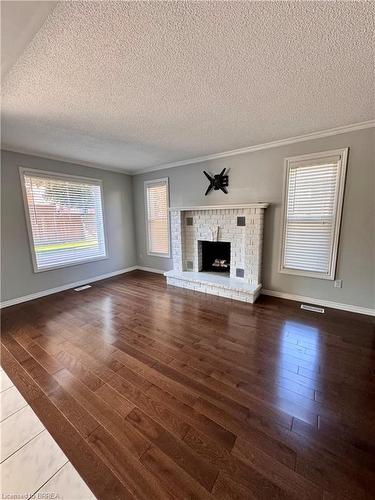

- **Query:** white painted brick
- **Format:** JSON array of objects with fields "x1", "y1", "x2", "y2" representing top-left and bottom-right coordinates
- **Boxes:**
[{"x1": 169, "y1": 206, "x2": 266, "y2": 302}]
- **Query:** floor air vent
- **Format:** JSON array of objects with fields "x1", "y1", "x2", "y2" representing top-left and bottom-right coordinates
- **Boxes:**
[
  {"x1": 74, "y1": 285, "x2": 92, "y2": 292},
  {"x1": 301, "y1": 304, "x2": 325, "y2": 313}
]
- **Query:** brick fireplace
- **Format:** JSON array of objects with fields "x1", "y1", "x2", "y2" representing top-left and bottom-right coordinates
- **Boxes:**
[{"x1": 165, "y1": 203, "x2": 269, "y2": 303}]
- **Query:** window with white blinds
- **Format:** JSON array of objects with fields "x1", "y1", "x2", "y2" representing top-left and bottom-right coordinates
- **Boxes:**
[
  {"x1": 280, "y1": 149, "x2": 348, "y2": 280},
  {"x1": 145, "y1": 178, "x2": 170, "y2": 257},
  {"x1": 20, "y1": 168, "x2": 107, "y2": 272}
]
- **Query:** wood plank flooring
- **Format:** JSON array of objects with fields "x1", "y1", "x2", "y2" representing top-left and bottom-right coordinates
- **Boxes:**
[{"x1": 1, "y1": 270, "x2": 375, "y2": 499}]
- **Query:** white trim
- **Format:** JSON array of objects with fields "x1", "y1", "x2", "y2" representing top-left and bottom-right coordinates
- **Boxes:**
[
  {"x1": 0, "y1": 266, "x2": 138, "y2": 309},
  {"x1": 19, "y1": 167, "x2": 106, "y2": 185},
  {"x1": 137, "y1": 266, "x2": 167, "y2": 274},
  {"x1": 144, "y1": 177, "x2": 171, "y2": 258},
  {"x1": 136, "y1": 120, "x2": 375, "y2": 174},
  {"x1": 4, "y1": 121, "x2": 374, "y2": 176},
  {"x1": 2, "y1": 267, "x2": 373, "y2": 317},
  {"x1": 2, "y1": 146, "x2": 134, "y2": 175},
  {"x1": 19, "y1": 167, "x2": 109, "y2": 273},
  {"x1": 169, "y1": 203, "x2": 269, "y2": 212},
  {"x1": 261, "y1": 289, "x2": 375, "y2": 317},
  {"x1": 278, "y1": 148, "x2": 348, "y2": 281}
]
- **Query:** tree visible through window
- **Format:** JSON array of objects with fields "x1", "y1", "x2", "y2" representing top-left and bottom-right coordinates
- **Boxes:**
[{"x1": 20, "y1": 168, "x2": 107, "y2": 272}]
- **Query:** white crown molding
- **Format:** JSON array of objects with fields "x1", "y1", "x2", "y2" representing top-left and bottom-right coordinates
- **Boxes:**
[
  {"x1": 2, "y1": 120, "x2": 374, "y2": 176},
  {"x1": 0, "y1": 266, "x2": 138, "y2": 308},
  {"x1": 261, "y1": 289, "x2": 375, "y2": 317},
  {"x1": 136, "y1": 120, "x2": 375, "y2": 174},
  {"x1": 1, "y1": 146, "x2": 134, "y2": 176}
]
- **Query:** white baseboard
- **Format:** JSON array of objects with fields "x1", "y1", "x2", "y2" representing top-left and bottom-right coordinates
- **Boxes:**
[
  {"x1": 0, "y1": 266, "x2": 138, "y2": 309},
  {"x1": 261, "y1": 289, "x2": 375, "y2": 317},
  {"x1": 136, "y1": 266, "x2": 166, "y2": 275},
  {"x1": 2, "y1": 268, "x2": 373, "y2": 317},
  {"x1": 139, "y1": 269, "x2": 374, "y2": 316}
]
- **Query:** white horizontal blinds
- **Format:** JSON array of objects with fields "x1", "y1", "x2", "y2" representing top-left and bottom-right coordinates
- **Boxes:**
[
  {"x1": 146, "y1": 180, "x2": 169, "y2": 255},
  {"x1": 283, "y1": 156, "x2": 341, "y2": 275},
  {"x1": 22, "y1": 171, "x2": 106, "y2": 270}
]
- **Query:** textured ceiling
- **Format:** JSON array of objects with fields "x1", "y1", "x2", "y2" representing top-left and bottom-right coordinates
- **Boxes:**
[
  {"x1": 2, "y1": 1, "x2": 374, "y2": 173},
  {"x1": 1, "y1": 1, "x2": 57, "y2": 79}
]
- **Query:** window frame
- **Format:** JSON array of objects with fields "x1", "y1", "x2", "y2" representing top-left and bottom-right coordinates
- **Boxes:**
[
  {"x1": 279, "y1": 148, "x2": 348, "y2": 280},
  {"x1": 144, "y1": 177, "x2": 171, "y2": 258},
  {"x1": 19, "y1": 167, "x2": 109, "y2": 273}
]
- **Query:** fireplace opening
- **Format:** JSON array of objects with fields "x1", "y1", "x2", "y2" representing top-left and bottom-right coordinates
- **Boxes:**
[{"x1": 200, "y1": 241, "x2": 230, "y2": 274}]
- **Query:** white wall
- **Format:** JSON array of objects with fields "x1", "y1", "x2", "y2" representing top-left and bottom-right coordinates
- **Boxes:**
[
  {"x1": 132, "y1": 128, "x2": 375, "y2": 310},
  {"x1": 1, "y1": 150, "x2": 137, "y2": 302}
]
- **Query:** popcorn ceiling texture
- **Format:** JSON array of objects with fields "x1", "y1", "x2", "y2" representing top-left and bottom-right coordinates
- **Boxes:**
[{"x1": 2, "y1": 1, "x2": 374, "y2": 172}]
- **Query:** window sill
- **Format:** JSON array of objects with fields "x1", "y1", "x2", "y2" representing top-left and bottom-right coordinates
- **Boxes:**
[
  {"x1": 147, "y1": 252, "x2": 171, "y2": 259},
  {"x1": 278, "y1": 267, "x2": 335, "y2": 280},
  {"x1": 33, "y1": 254, "x2": 109, "y2": 273}
]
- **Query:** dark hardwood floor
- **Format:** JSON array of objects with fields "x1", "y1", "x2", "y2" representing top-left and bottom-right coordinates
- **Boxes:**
[{"x1": 1, "y1": 270, "x2": 375, "y2": 499}]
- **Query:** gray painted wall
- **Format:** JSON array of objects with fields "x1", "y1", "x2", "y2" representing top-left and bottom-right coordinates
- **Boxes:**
[
  {"x1": 1, "y1": 150, "x2": 137, "y2": 302},
  {"x1": 133, "y1": 128, "x2": 375, "y2": 309}
]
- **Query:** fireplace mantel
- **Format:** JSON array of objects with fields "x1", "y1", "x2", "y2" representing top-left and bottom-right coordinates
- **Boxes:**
[{"x1": 169, "y1": 203, "x2": 269, "y2": 212}]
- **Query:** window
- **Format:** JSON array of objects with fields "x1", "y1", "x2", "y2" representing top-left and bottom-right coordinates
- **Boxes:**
[
  {"x1": 145, "y1": 178, "x2": 170, "y2": 257},
  {"x1": 279, "y1": 148, "x2": 348, "y2": 280},
  {"x1": 20, "y1": 168, "x2": 107, "y2": 272}
]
